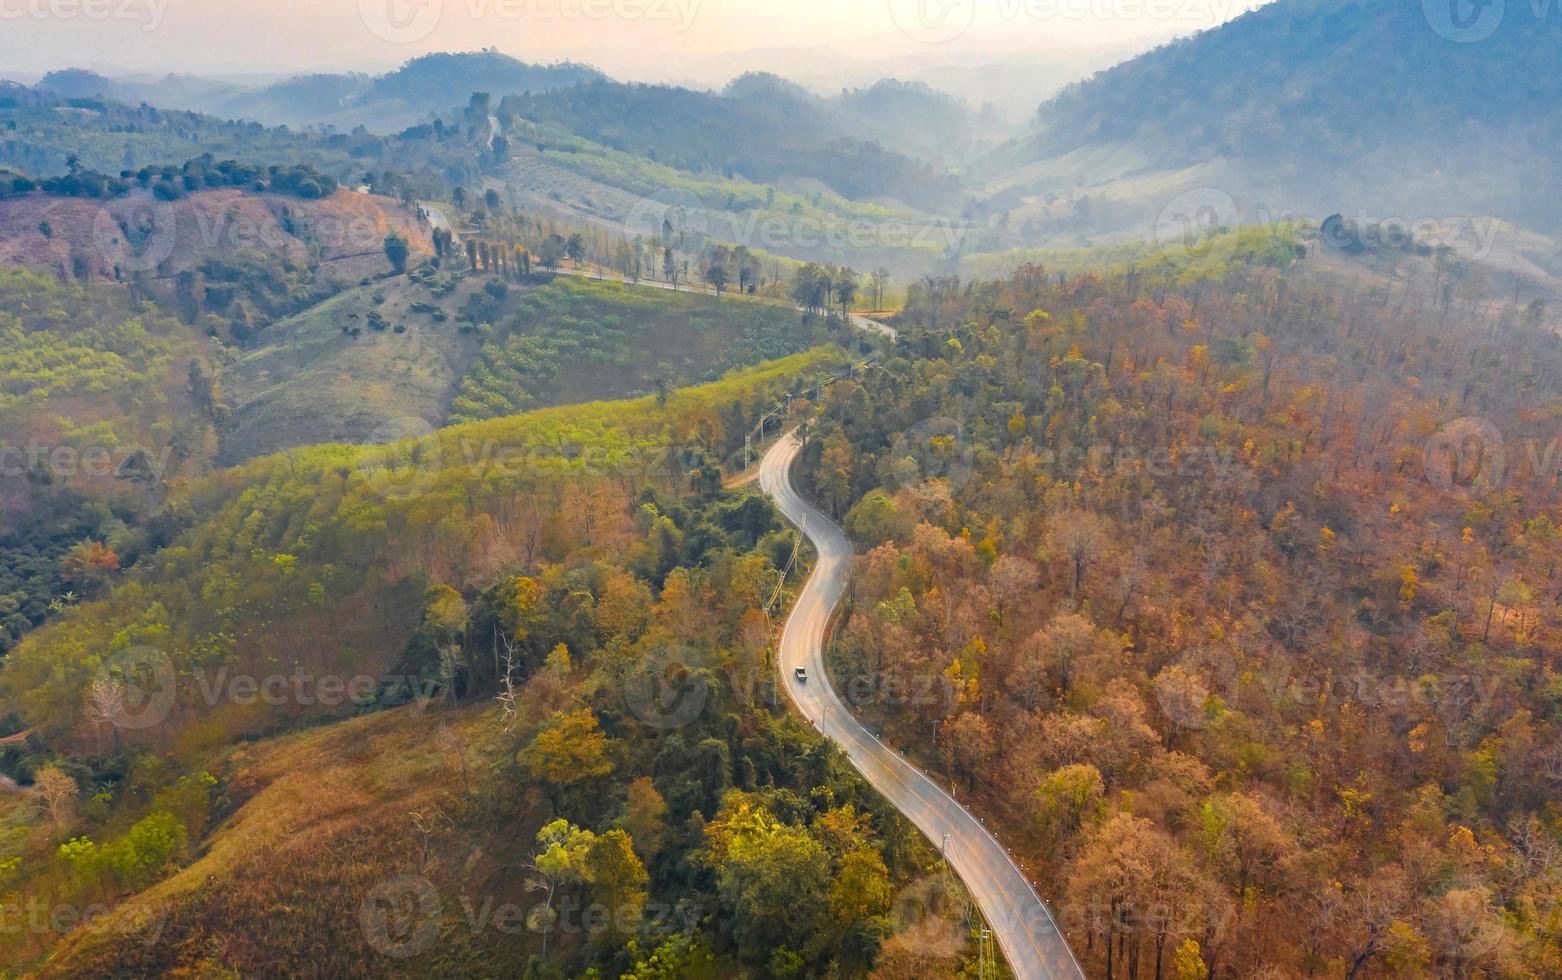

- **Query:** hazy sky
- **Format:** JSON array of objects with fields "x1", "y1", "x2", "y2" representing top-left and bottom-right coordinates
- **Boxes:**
[{"x1": 0, "y1": 0, "x2": 1268, "y2": 81}]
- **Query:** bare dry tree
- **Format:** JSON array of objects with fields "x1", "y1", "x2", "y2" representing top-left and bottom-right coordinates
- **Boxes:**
[
  {"x1": 495, "y1": 634, "x2": 520, "y2": 729},
  {"x1": 32, "y1": 763, "x2": 78, "y2": 834},
  {"x1": 84, "y1": 677, "x2": 127, "y2": 750},
  {"x1": 436, "y1": 643, "x2": 463, "y2": 706},
  {"x1": 409, "y1": 807, "x2": 453, "y2": 875},
  {"x1": 1047, "y1": 510, "x2": 1106, "y2": 603}
]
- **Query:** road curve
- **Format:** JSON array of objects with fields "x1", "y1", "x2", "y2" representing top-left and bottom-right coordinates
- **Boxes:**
[{"x1": 759, "y1": 431, "x2": 1084, "y2": 980}]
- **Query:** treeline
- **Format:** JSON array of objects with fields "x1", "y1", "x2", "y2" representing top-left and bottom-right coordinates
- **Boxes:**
[
  {"x1": 2, "y1": 155, "x2": 342, "y2": 202},
  {"x1": 0, "y1": 93, "x2": 455, "y2": 207},
  {"x1": 790, "y1": 263, "x2": 866, "y2": 318},
  {"x1": 427, "y1": 190, "x2": 811, "y2": 306}
]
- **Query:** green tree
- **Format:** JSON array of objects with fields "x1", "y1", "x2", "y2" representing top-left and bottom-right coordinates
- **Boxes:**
[
  {"x1": 703, "y1": 244, "x2": 731, "y2": 296},
  {"x1": 584, "y1": 829, "x2": 649, "y2": 946},
  {"x1": 662, "y1": 247, "x2": 679, "y2": 289},
  {"x1": 1035, "y1": 763, "x2": 1105, "y2": 856},
  {"x1": 383, "y1": 231, "x2": 410, "y2": 275},
  {"x1": 833, "y1": 267, "x2": 859, "y2": 319},
  {"x1": 527, "y1": 819, "x2": 594, "y2": 959},
  {"x1": 520, "y1": 707, "x2": 616, "y2": 812},
  {"x1": 705, "y1": 799, "x2": 831, "y2": 964},
  {"x1": 620, "y1": 934, "x2": 719, "y2": 979},
  {"x1": 619, "y1": 776, "x2": 669, "y2": 861},
  {"x1": 829, "y1": 846, "x2": 892, "y2": 929},
  {"x1": 540, "y1": 234, "x2": 566, "y2": 271}
]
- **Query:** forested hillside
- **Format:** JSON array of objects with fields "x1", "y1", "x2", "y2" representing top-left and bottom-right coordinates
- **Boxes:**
[
  {"x1": 9, "y1": 9, "x2": 1562, "y2": 975},
  {"x1": 0, "y1": 92, "x2": 375, "y2": 185},
  {"x1": 0, "y1": 181, "x2": 429, "y2": 288},
  {"x1": 1009, "y1": 0, "x2": 1562, "y2": 232},
  {"x1": 796, "y1": 262, "x2": 1562, "y2": 977},
  {"x1": 0, "y1": 351, "x2": 992, "y2": 978},
  {"x1": 0, "y1": 81, "x2": 973, "y2": 280},
  {"x1": 498, "y1": 74, "x2": 964, "y2": 209},
  {"x1": 0, "y1": 268, "x2": 215, "y2": 652}
]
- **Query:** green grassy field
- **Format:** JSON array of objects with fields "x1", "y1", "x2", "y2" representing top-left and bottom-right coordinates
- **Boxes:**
[{"x1": 221, "y1": 270, "x2": 829, "y2": 463}]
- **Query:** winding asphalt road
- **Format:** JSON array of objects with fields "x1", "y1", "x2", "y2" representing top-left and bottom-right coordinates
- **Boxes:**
[{"x1": 759, "y1": 431, "x2": 1084, "y2": 980}]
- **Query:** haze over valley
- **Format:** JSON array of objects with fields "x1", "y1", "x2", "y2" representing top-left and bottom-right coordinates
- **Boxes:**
[{"x1": 1, "y1": 2, "x2": 1560, "y2": 978}]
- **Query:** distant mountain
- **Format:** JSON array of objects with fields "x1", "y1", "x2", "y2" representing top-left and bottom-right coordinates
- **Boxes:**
[
  {"x1": 905, "y1": 45, "x2": 1144, "y2": 123},
  {"x1": 362, "y1": 51, "x2": 601, "y2": 113},
  {"x1": 210, "y1": 73, "x2": 369, "y2": 126},
  {"x1": 23, "y1": 54, "x2": 974, "y2": 209},
  {"x1": 34, "y1": 53, "x2": 604, "y2": 132},
  {"x1": 500, "y1": 72, "x2": 965, "y2": 208},
  {"x1": 998, "y1": 0, "x2": 1562, "y2": 236},
  {"x1": 35, "y1": 68, "x2": 120, "y2": 100},
  {"x1": 834, "y1": 80, "x2": 977, "y2": 164}
]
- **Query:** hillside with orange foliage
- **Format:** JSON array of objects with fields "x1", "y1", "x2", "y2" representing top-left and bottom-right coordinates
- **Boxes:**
[
  {"x1": 799, "y1": 263, "x2": 1562, "y2": 978},
  {"x1": 0, "y1": 186, "x2": 430, "y2": 284}
]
